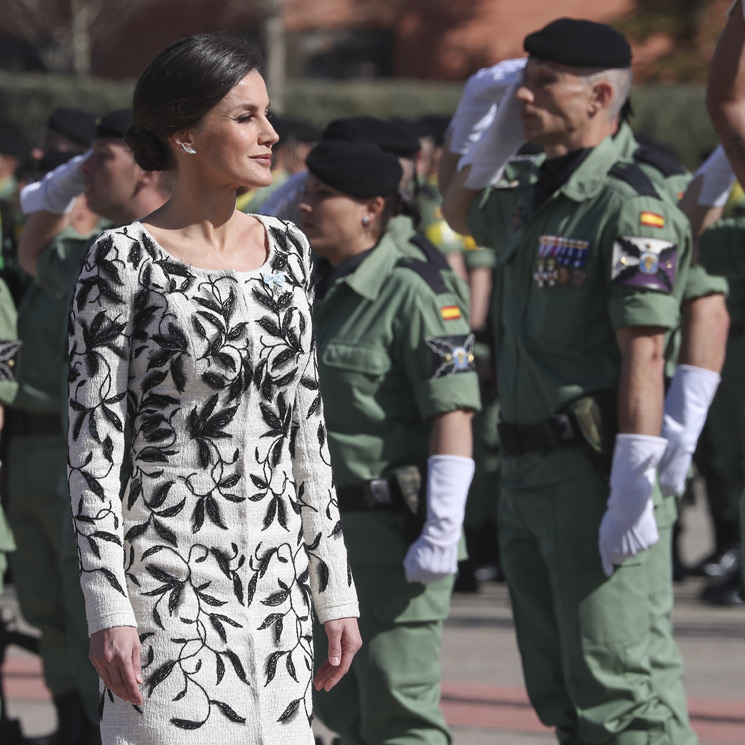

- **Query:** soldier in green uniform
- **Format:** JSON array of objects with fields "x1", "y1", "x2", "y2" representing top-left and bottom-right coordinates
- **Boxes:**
[
  {"x1": 0, "y1": 276, "x2": 20, "y2": 734},
  {"x1": 441, "y1": 19, "x2": 696, "y2": 744},
  {"x1": 300, "y1": 140, "x2": 480, "y2": 744},
  {"x1": 695, "y1": 205, "x2": 745, "y2": 603},
  {"x1": 15, "y1": 110, "x2": 170, "y2": 742}
]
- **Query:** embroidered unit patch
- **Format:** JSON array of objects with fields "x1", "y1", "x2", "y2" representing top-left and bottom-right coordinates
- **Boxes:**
[
  {"x1": 425, "y1": 334, "x2": 475, "y2": 378},
  {"x1": 640, "y1": 211, "x2": 665, "y2": 229},
  {"x1": 611, "y1": 236, "x2": 677, "y2": 293}
]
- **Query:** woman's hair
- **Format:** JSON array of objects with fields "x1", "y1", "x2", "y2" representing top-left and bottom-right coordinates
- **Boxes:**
[
  {"x1": 376, "y1": 191, "x2": 404, "y2": 237},
  {"x1": 125, "y1": 33, "x2": 263, "y2": 171}
]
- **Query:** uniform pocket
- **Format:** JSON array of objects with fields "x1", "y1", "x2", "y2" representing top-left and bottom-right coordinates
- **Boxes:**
[{"x1": 322, "y1": 342, "x2": 391, "y2": 374}]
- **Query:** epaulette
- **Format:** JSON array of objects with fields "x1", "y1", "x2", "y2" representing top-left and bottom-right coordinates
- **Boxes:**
[
  {"x1": 633, "y1": 145, "x2": 687, "y2": 179},
  {"x1": 395, "y1": 233, "x2": 450, "y2": 294},
  {"x1": 608, "y1": 162, "x2": 661, "y2": 199}
]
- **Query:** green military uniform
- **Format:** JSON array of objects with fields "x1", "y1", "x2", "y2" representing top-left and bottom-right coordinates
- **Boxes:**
[
  {"x1": 312, "y1": 231, "x2": 480, "y2": 744},
  {"x1": 31, "y1": 224, "x2": 103, "y2": 726},
  {"x1": 0, "y1": 277, "x2": 20, "y2": 727},
  {"x1": 467, "y1": 134, "x2": 696, "y2": 745},
  {"x1": 698, "y1": 215, "x2": 745, "y2": 593}
]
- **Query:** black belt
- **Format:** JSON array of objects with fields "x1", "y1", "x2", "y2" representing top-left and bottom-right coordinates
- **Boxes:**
[
  {"x1": 6, "y1": 410, "x2": 63, "y2": 438},
  {"x1": 337, "y1": 474, "x2": 416, "y2": 512},
  {"x1": 499, "y1": 414, "x2": 581, "y2": 456}
]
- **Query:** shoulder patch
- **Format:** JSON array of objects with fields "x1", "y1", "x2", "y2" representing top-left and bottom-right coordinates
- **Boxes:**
[
  {"x1": 608, "y1": 162, "x2": 661, "y2": 200},
  {"x1": 640, "y1": 211, "x2": 665, "y2": 229},
  {"x1": 425, "y1": 334, "x2": 475, "y2": 378},
  {"x1": 611, "y1": 235, "x2": 677, "y2": 293}
]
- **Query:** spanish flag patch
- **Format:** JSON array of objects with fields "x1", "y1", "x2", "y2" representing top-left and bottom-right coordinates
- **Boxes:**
[
  {"x1": 640, "y1": 211, "x2": 665, "y2": 229},
  {"x1": 440, "y1": 305, "x2": 461, "y2": 321}
]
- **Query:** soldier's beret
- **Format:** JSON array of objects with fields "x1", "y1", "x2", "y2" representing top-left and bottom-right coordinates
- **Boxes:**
[
  {"x1": 321, "y1": 116, "x2": 420, "y2": 159},
  {"x1": 306, "y1": 140, "x2": 402, "y2": 199},
  {"x1": 524, "y1": 18, "x2": 632, "y2": 69},
  {"x1": 95, "y1": 109, "x2": 133, "y2": 140},
  {"x1": 273, "y1": 116, "x2": 320, "y2": 145},
  {"x1": 47, "y1": 108, "x2": 97, "y2": 147},
  {"x1": 0, "y1": 131, "x2": 25, "y2": 159}
]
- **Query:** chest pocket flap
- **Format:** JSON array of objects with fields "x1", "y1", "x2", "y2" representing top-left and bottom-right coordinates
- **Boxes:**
[{"x1": 322, "y1": 342, "x2": 391, "y2": 375}]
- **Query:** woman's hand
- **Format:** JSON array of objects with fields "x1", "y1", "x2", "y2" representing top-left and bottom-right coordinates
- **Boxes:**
[
  {"x1": 90, "y1": 626, "x2": 143, "y2": 706},
  {"x1": 313, "y1": 617, "x2": 362, "y2": 692}
]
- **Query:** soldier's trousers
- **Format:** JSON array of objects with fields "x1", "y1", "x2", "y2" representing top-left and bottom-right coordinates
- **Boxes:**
[
  {"x1": 313, "y1": 562, "x2": 454, "y2": 745},
  {"x1": 6, "y1": 434, "x2": 76, "y2": 698},
  {"x1": 498, "y1": 447, "x2": 696, "y2": 745}
]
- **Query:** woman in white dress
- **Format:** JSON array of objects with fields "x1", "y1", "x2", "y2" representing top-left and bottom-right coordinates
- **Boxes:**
[{"x1": 67, "y1": 33, "x2": 360, "y2": 744}]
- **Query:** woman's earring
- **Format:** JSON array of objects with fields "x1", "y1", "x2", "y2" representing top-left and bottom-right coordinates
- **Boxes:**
[
  {"x1": 181, "y1": 143, "x2": 197, "y2": 155},
  {"x1": 361, "y1": 215, "x2": 371, "y2": 227}
]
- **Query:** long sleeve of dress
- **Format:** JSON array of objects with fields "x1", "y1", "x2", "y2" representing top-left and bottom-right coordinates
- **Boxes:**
[
  {"x1": 67, "y1": 231, "x2": 137, "y2": 635},
  {"x1": 289, "y1": 229, "x2": 359, "y2": 624}
]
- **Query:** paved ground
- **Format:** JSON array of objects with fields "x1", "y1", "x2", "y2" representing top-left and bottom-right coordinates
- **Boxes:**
[{"x1": 2, "y1": 495, "x2": 744, "y2": 744}]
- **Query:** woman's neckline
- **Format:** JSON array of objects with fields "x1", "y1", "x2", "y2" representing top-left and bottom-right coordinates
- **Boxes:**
[{"x1": 134, "y1": 215, "x2": 275, "y2": 277}]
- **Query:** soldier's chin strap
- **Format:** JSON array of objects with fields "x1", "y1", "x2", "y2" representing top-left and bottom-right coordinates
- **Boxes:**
[{"x1": 729, "y1": 0, "x2": 745, "y2": 21}]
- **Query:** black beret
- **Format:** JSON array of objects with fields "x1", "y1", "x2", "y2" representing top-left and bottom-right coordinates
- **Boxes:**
[
  {"x1": 95, "y1": 109, "x2": 133, "y2": 140},
  {"x1": 524, "y1": 18, "x2": 632, "y2": 69},
  {"x1": 273, "y1": 116, "x2": 320, "y2": 145},
  {"x1": 306, "y1": 140, "x2": 402, "y2": 199},
  {"x1": 415, "y1": 115, "x2": 451, "y2": 147},
  {"x1": 0, "y1": 131, "x2": 25, "y2": 158},
  {"x1": 47, "y1": 107, "x2": 97, "y2": 147},
  {"x1": 321, "y1": 116, "x2": 420, "y2": 158}
]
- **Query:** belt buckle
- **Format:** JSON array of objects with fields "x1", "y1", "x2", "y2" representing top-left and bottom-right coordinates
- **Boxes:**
[{"x1": 363, "y1": 479, "x2": 391, "y2": 508}]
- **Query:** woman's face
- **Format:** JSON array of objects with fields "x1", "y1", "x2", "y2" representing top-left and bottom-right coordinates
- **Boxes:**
[
  {"x1": 182, "y1": 70, "x2": 279, "y2": 189},
  {"x1": 298, "y1": 175, "x2": 371, "y2": 263}
]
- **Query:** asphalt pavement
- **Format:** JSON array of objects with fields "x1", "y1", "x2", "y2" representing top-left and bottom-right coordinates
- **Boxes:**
[{"x1": 2, "y1": 492, "x2": 743, "y2": 744}]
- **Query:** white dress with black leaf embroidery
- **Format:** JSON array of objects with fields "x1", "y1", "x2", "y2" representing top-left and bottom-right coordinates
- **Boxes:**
[{"x1": 67, "y1": 218, "x2": 358, "y2": 744}]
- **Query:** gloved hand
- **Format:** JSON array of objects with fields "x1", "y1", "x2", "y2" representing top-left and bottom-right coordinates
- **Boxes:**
[
  {"x1": 695, "y1": 145, "x2": 735, "y2": 207},
  {"x1": 403, "y1": 454, "x2": 475, "y2": 585},
  {"x1": 598, "y1": 433, "x2": 667, "y2": 577},
  {"x1": 19, "y1": 151, "x2": 89, "y2": 215},
  {"x1": 461, "y1": 81, "x2": 526, "y2": 190},
  {"x1": 658, "y1": 364, "x2": 720, "y2": 497},
  {"x1": 447, "y1": 58, "x2": 527, "y2": 156}
]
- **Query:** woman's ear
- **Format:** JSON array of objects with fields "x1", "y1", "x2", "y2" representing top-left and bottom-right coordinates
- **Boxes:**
[{"x1": 170, "y1": 130, "x2": 197, "y2": 156}]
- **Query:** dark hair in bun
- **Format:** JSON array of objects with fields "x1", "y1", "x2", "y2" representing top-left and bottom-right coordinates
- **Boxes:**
[{"x1": 125, "y1": 33, "x2": 263, "y2": 171}]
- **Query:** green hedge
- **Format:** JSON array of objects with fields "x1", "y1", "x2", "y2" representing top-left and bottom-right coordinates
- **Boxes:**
[{"x1": 0, "y1": 71, "x2": 718, "y2": 170}]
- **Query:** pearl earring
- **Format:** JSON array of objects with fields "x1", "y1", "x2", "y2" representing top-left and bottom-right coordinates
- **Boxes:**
[
  {"x1": 362, "y1": 215, "x2": 371, "y2": 227},
  {"x1": 181, "y1": 143, "x2": 197, "y2": 155}
]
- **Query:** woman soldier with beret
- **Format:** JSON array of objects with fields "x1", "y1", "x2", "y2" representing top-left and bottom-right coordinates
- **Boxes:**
[{"x1": 302, "y1": 139, "x2": 481, "y2": 745}]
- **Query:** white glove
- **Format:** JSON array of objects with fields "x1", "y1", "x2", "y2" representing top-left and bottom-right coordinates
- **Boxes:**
[
  {"x1": 19, "y1": 151, "x2": 89, "y2": 215},
  {"x1": 598, "y1": 434, "x2": 667, "y2": 577},
  {"x1": 448, "y1": 58, "x2": 527, "y2": 156},
  {"x1": 695, "y1": 145, "x2": 735, "y2": 207},
  {"x1": 403, "y1": 454, "x2": 475, "y2": 585},
  {"x1": 658, "y1": 364, "x2": 720, "y2": 497},
  {"x1": 461, "y1": 81, "x2": 526, "y2": 190}
]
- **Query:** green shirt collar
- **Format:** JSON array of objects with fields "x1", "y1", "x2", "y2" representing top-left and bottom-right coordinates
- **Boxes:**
[
  {"x1": 536, "y1": 135, "x2": 620, "y2": 204},
  {"x1": 342, "y1": 233, "x2": 401, "y2": 301}
]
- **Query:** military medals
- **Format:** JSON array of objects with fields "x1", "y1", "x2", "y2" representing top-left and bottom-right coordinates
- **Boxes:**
[{"x1": 535, "y1": 236, "x2": 589, "y2": 288}]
